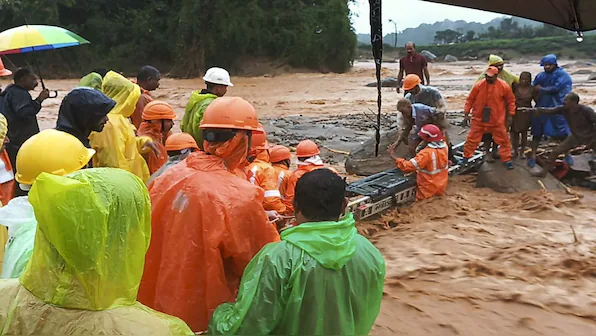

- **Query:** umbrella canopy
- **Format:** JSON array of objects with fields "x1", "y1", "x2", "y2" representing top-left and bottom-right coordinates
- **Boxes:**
[
  {"x1": 424, "y1": 0, "x2": 596, "y2": 32},
  {"x1": 0, "y1": 25, "x2": 89, "y2": 55}
]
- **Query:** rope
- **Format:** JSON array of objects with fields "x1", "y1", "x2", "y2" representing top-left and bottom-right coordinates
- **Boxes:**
[{"x1": 368, "y1": 0, "x2": 383, "y2": 157}]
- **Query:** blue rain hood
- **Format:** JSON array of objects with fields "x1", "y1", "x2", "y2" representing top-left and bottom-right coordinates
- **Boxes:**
[{"x1": 540, "y1": 54, "x2": 558, "y2": 67}]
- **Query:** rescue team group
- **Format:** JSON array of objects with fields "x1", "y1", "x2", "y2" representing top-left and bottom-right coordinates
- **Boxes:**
[
  {"x1": 391, "y1": 42, "x2": 596, "y2": 200},
  {"x1": 0, "y1": 60, "x2": 385, "y2": 335}
]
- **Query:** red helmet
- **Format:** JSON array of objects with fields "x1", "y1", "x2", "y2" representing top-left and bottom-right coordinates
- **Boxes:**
[{"x1": 418, "y1": 124, "x2": 443, "y2": 142}]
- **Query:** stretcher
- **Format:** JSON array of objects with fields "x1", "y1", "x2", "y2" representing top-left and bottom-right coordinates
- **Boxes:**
[{"x1": 346, "y1": 141, "x2": 485, "y2": 220}]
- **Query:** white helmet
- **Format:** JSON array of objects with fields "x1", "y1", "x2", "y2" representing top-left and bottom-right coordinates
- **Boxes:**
[{"x1": 203, "y1": 67, "x2": 234, "y2": 87}]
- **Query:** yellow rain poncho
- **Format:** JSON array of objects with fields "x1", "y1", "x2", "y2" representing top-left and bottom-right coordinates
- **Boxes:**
[
  {"x1": 89, "y1": 71, "x2": 151, "y2": 182},
  {"x1": 476, "y1": 55, "x2": 519, "y2": 86},
  {"x1": 0, "y1": 168, "x2": 193, "y2": 335},
  {"x1": 79, "y1": 72, "x2": 103, "y2": 91}
]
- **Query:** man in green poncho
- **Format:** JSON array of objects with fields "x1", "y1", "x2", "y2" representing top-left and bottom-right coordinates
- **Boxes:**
[
  {"x1": 181, "y1": 67, "x2": 233, "y2": 150},
  {"x1": 209, "y1": 168, "x2": 386, "y2": 335}
]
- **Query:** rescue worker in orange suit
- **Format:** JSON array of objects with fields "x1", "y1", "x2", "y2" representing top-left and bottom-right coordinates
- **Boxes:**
[
  {"x1": 247, "y1": 128, "x2": 286, "y2": 216},
  {"x1": 138, "y1": 97, "x2": 280, "y2": 333},
  {"x1": 389, "y1": 124, "x2": 449, "y2": 200},
  {"x1": 284, "y1": 140, "x2": 335, "y2": 214},
  {"x1": 0, "y1": 114, "x2": 15, "y2": 206},
  {"x1": 137, "y1": 100, "x2": 176, "y2": 175},
  {"x1": 270, "y1": 145, "x2": 291, "y2": 197},
  {"x1": 462, "y1": 66, "x2": 516, "y2": 170}
]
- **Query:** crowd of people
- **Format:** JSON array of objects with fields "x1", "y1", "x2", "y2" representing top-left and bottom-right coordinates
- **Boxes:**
[
  {"x1": 0, "y1": 59, "x2": 386, "y2": 335},
  {"x1": 393, "y1": 43, "x2": 596, "y2": 199}
]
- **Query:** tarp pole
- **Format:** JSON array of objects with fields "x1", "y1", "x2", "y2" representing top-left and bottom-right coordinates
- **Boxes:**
[{"x1": 369, "y1": 0, "x2": 383, "y2": 157}]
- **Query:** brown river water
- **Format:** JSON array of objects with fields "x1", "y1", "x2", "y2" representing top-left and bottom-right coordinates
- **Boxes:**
[{"x1": 3, "y1": 60, "x2": 596, "y2": 335}]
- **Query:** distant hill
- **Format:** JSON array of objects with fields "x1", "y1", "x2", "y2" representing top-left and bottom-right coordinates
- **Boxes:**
[{"x1": 357, "y1": 17, "x2": 542, "y2": 46}]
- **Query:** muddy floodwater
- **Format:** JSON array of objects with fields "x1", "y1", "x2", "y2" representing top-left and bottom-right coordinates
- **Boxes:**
[{"x1": 4, "y1": 60, "x2": 596, "y2": 335}]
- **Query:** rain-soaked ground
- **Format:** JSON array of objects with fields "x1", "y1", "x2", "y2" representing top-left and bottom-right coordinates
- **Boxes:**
[{"x1": 4, "y1": 59, "x2": 596, "y2": 335}]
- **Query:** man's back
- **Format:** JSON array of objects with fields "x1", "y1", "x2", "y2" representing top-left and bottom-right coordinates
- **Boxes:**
[
  {"x1": 0, "y1": 85, "x2": 39, "y2": 148},
  {"x1": 406, "y1": 85, "x2": 446, "y2": 111},
  {"x1": 209, "y1": 213, "x2": 386, "y2": 335},
  {"x1": 139, "y1": 151, "x2": 280, "y2": 331}
]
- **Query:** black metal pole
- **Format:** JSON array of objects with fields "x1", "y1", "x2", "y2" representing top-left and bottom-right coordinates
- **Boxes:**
[{"x1": 369, "y1": 0, "x2": 383, "y2": 157}]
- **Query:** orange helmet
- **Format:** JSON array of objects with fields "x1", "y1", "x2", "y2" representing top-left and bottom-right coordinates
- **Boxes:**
[
  {"x1": 0, "y1": 58, "x2": 12, "y2": 77},
  {"x1": 418, "y1": 124, "x2": 443, "y2": 142},
  {"x1": 142, "y1": 100, "x2": 177, "y2": 120},
  {"x1": 165, "y1": 132, "x2": 199, "y2": 151},
  {"x1": 200, "y1": 97, "x2": 262, "y2": 132},
  {"x1": 403, "y1": 74, "x2": 421, "y2": 91},
  {"x1": 251, "y1": 124, "x2": 270, "y2": 150},
  {"x1": 296, "y1": 140, "x2": 320, "y2": 158},
  {"x1": 270, "y1": 145, "x2": 291, "y2": 162}
]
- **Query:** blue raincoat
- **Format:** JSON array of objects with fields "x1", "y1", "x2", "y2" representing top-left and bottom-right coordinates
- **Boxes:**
[{"x1": 532, "y1": 54, "x2": 571, "y2": 138}]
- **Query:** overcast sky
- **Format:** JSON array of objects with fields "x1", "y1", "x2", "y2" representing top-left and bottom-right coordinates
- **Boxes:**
[{"x1": 351, "y1": 0, "x2": 503, "y2": 34}]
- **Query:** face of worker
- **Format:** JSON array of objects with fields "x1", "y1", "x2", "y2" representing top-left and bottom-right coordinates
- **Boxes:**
[
  {"x1": 519, "y1": 74, "x2": 532, "y2": 86},
  {"x1": 495, "y1": 64, "x2": 504, "y2": 73},
  {"x1": 563, "y1": 95, "x2": 578, "y2": 109},
  {"x1": 92, "y1": 115, "x2": 110, "y2": 132},
  {"x1": 408, "y1": 86, "x2": 421, "y2": 95},
  {"x1": 163, "y1": 119, "x2": 174, "y2": 134},
  {"x1": 214, "y1": 85, "x2": 228, "y2": 97},
  {"x1": 145, "y1": 74, "x2": 161, "y2": 91},
  {"x1": 398, "y1": 105, "x2": 412, "y2": 118},
  {"x1": 20, "y1": 74, "x2": 39, "y2": 91},
  {"x1": 485, "y1": 75, "x2": 497, "y2": 84},
  {"x1": 405, "y1": 43, "x2": 415, "y2": 55},
  {"x1": 543, "y1": 63, "x2": 556, "y2": 73}
]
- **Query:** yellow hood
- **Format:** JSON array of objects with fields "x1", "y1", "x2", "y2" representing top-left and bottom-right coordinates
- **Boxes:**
[
  {"x1": 20, "y1": 168, "x2": 151, "y2": 311},
  {"x1": 488, "y1": 54, "x2": 505, "y2": 66},
  {"x1": 102, "y1": 71, "x2": 141, "y2": 118}
]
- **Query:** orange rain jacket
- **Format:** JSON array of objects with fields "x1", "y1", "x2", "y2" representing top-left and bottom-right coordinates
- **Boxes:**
[
  {"x1": 138, "y1": 151, "x2": 280, "y2": 332},
  {"x1": 396, "y1": 142, "x2": 449, "y2": 200},
  {"x1": 272, "y1": 163, "x2": 290, "y2": 197},
  {"x1": 464, "y1": 78, "x2": 516, "y2": 128},
  {"x1": 247, "y1": 151, "x2": 286, "y2": 214},
  {"x1": 137, "y1": 121, "x2": 169, "y2": 175},
  {"x1": 0, "y1": 150, "x2": 14, "y2": 206}
]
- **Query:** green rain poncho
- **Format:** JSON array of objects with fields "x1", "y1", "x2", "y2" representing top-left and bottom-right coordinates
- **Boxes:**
[
  {"x1": 0, "y1": 168, "x2": 193, "y2": 335},
  {"x1": 476, "y1": 55, "x2": 519, "y2": 86},
  {"x1": 181, "y1": 90, "x2": 217, "y2": 150},
  {"x1": 209, "y1": 212, "x2": 386, "y2": 335},
  {"x1": 79, "y1": 72, "x2": 103, "y2": 91}
]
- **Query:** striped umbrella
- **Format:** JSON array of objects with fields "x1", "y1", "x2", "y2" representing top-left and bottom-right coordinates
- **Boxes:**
[
  {"x1": 0, "y1": 25, "x2": 89, "y2": 93},
  {"x1": 0, "y1": 25, "x2": 89, "y2": 54}
]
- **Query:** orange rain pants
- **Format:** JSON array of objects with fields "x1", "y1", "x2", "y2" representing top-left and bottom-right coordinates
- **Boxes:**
[
  {"x1": 396, "y1": 143, "x2": 449, "y2": 200},
  {"x1": 463, "y1": 78, "x2": 516, "y2": 161},
  {"x1": 138, "y1": 151, "x2": 280, "y2": 332},
  {"x1": 137, "y1": 121, "x2": 169, "y2": 175},
  {"x1": 247, "y1": 151, "x2": 286, "y2": 214}
]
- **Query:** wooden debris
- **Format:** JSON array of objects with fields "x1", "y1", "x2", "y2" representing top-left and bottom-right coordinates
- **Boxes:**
[
  {"x1": 457, "y1": 129, "x2": 468, "y2": 135},
  {"x1": 559, "y1": 197, "x2": 580, "y2": 204},
  {"x1": 570, "y1": 224, "x2": 580, "y2": 244},
  {"x1": 537, "y1": 180, "x2": 547, "y2": 193},
  {"x1": 560, "y1": 182, "x2": 584, "y2": 198},
  {"x1": 323, "y1": 146, "x2": 350, "y2": 155}
]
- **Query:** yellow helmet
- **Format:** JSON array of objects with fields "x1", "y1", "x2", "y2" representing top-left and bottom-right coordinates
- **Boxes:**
[{"x1": 16, "y1": 129, "x2": 96, "y2": 185}]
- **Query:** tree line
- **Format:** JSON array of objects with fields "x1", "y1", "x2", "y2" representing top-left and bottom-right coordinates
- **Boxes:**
[
  {"x1": 0, "y1": 0, "x2": 357, "y2": 77},
  {"x1": 434, "y1": 19, "x2": 569, "y2": 45}
]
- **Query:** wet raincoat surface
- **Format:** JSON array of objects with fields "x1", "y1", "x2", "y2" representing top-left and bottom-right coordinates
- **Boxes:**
[
  {"x1": 476, "y1": 55, "x2": 519, "y2": 86},
  {"x1": 181, "y1": 89, "x2": 217, "y2": 150},
  {"x1": 138, "y1": 151, "x2": 280, "y2": 332},
  {"x1": 147, "y1": 154, "x2": 185, "y2": 186},
  {"x1": 533, "y1": 54, "x2": 572, "y2": 138},
  {"x1": 88, "y1": 71, "x2": 151, "y2": 182},
  {"x1": 0, "y1": 197, "x2": 36, "y2": 279},
  {"x1": 272, "y1": 163, "x2": 290, "y2": 197},
  {"x1": 79, "y1": 72, "x2": 103, "y2": 91},
  {"x1": 137, "y1": 121, "x2": 169, "y2": 175},
  {"x1": 55, "y1": 88, "x2": 116, "y2": 148},
  {"x1": 208, "y1": 212, "x2": 386, "y2": 335},
  {"x1": 0, "y1": 168, "x2": 193, "y2": 335},
  {"x1": 396, "y1": 142, "x2": 449, "y2": 200},
  {"x1": 0, "y1": 152, "x2": 14, "y2": 207},
  {"x1": 248, "y1": 151, "x2": 286, "y2": 214}
]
